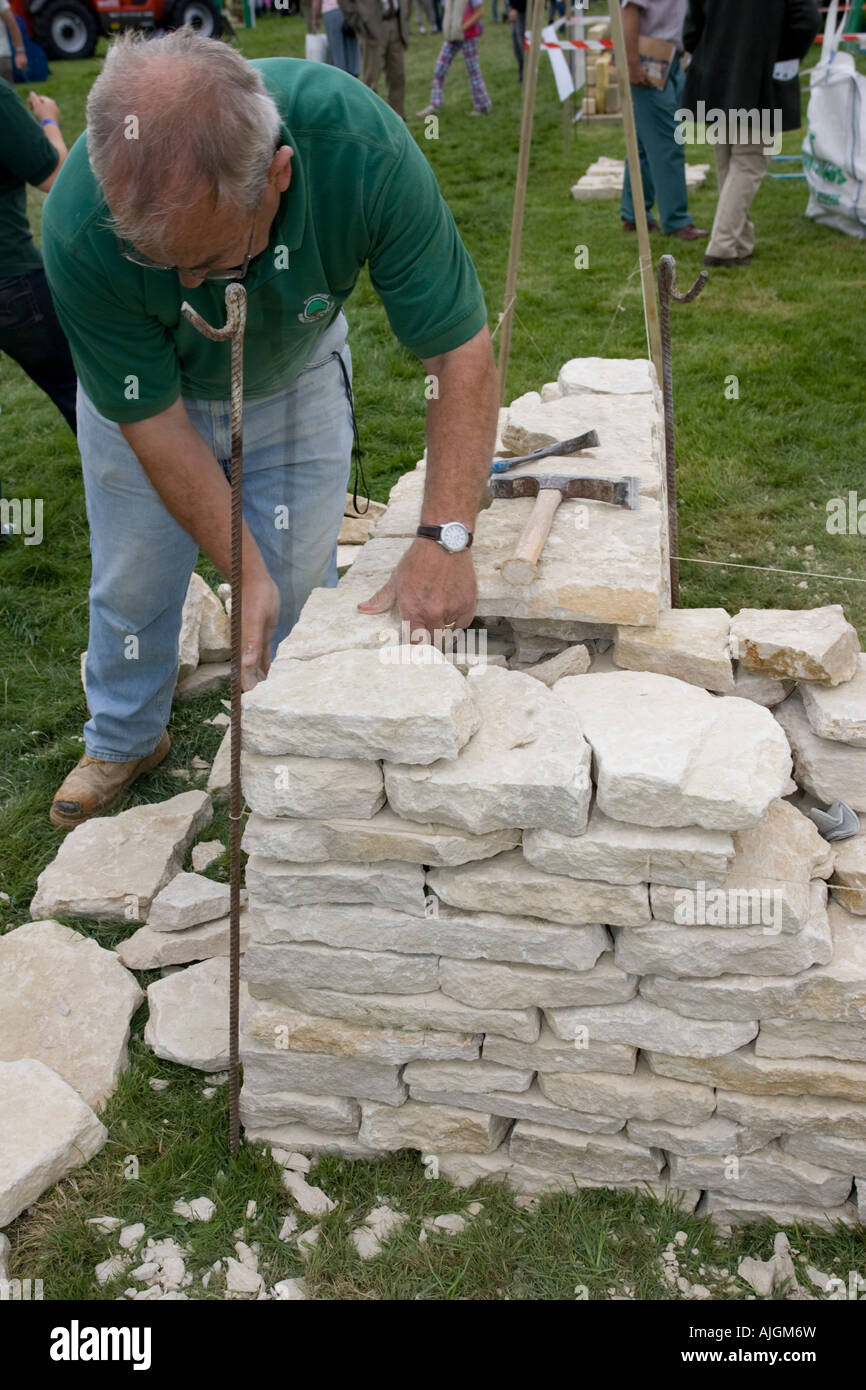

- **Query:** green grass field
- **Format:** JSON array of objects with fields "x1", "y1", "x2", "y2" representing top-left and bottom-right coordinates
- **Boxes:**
[{"x1": 1, "y1": 10, "x2": 865, "y2": 1300}]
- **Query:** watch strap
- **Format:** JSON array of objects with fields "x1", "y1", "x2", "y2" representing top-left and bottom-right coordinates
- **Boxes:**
[{"x1": 416, "y1": 524, "x2": 473, "y2": 547}]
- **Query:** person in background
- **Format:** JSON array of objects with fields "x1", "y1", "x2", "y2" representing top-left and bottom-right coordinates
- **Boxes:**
[
  {"x1": 0, "y1": 84, "x2": 76, "y2": 430},
  {"x1": 684, "y1": 0, "x2": 820, "y2": 267},
  {"x1": 508, "y1": 0, "x2": 526, "y2": 81},
  {"x1": 620, "y1": 0, "x2": 707, "y2": 240},
  {"x1": 314, "y1": 0, "x2": 360, "y2": 74},
  {"x1": 417, "y1": 0, "x2": 491, "y2": 116},
  {"x1": 0, "y1": 0, "x2": 28, "y2": 84},
  {"x1": 411, "y1": 0, "x2": 435, "y2": 33},
  {"x1": 340, "y1": 0, "x2": 410, "y2": 118}
]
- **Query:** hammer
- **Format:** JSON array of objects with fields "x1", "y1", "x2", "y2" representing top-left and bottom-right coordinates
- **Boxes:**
[{"x1": 491, "y1": 472, "x2": 641, "y2": 586}]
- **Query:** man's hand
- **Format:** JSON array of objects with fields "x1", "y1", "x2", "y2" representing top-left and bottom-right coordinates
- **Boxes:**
[
  {"x1": 14, "y1": 48, "x2": 27, "y2": 71},
  {"x1": 628, "y1": 56, "x2": 651, "y2": 86},
  {"x1": 357, "y1": 538, "x2": 477, "y2": 639},
  {"x1": 28, "y1": 92, "x2": 60, "y2": 121},
  {"x1": 241, "y1": 571, "x2": 280, "y2": 690}
]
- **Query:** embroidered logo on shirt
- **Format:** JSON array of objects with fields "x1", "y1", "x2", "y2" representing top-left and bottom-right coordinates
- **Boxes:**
[{"x1": 298, "y1": 293, "x2": 333, "y2": 322}]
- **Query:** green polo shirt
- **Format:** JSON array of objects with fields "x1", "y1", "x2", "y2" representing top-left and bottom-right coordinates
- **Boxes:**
[
  {"x1": 41, "y1": 57, "x2": 487, "y2": 423},
  {"x1": 0, "y1": 81, "x2": 59, "y2": 278}
]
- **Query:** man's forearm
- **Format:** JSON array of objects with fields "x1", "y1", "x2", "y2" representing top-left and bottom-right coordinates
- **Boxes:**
[
  {"x1": 421, "y1": 324, "x2": 498, "y2": 531},
  {"x1": 2, "y1": 11, "x2": 23, "y2": 48}
]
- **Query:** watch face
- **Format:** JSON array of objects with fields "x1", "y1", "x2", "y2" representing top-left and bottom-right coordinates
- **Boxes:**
[{"x1": 440, "y1": 522, "x2": 469, "y2": 553}]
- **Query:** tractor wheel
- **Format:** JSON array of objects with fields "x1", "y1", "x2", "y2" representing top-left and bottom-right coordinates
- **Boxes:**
[
  {"x1": 31, "y1": 0, "x2": 99, "y2": 59},
  {"x1": 167, "y1": 0, "x2": 224, "y2": 37}
]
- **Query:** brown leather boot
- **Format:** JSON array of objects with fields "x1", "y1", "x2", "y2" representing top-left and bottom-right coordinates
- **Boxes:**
[{"x1": 49, "y1": 732, "x2": 171, "y2": 829}]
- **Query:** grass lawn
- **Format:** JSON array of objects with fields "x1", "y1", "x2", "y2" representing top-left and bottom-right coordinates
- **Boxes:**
[{"x1": 1, "y1": 9, "x2": 865, "y2": 1301}]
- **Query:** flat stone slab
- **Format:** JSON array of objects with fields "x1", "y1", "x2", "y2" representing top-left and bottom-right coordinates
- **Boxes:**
[
  {"x1": 30, "y1": 791, "x2": 213, "y2": 924},
  {"x1": 482, "y1": 1024, "x2": 637, "y2": 1076},
  {"x1": 244, "y1": 940, "x2": 439, "y2": 996},
  {"x1": 755, "y1": 1016, "x2": 866, "y2": 1062},
  {"x1": 148, "y1": 872, "x2": 230, "y2": 932},
  {"x1": 359, "y1": 1100, "x2": 510, "y2": 1154},
  {"x1": 715, "y1": 1088, "x2": 866, "y2": 1143},
  {"x1": 699, "y1": 1191, "x2": 859, "y2": 1231},
  {"x1": 408, "y1": 1082, "x2": 625, "y2": 1134},
  {"x1": 729, "y1": 665, "x2": 794, "y2": 707},
  {"x1": 240, "y1": 1086, "x2": 361, "y2": 1136},
  {"x1": 613, "y1": 608, "x2": 734, "y2": 691},
  {"x1": 523, "y1": 807, "x2": 734, "y2": 887},
  {"x1": 242, "y1": 748, "x2": 385, "y2": 820},
  {"x1": 800, "y1": 652, "x2": 866, "y2": 745},
  {"x1": 145, "y1": 958, "x2": 248, "y2": 1071},
  {"x1": 252, "y1": 901, "x2": 612, "y2": 972},
  {"x1": 557, "y1": 356, "x2": 657, "y2": 397},
  {"x1": 780, "y1": 1131, "x2": 866, "y2": 1174},
  {"x1": 370, "y1": 465, "x2": 426, "y2": 539},
  {"x1": 539, "y1": 1057, "x2": 716, "y2": 1125},
  {"x1": 439, "y1": 952, "x2": 636, "y2": 1010},
  {"x1": 241, "y1": 1043, "x2": 406, "y2": 1106},
  {"x1": 509, "y1": 1121, "x2": 664, "y2": 1183},
  {"x1": 276, "y1": 584, "x2": 402, "y2": 662},
  {"x1": 546, "y1": 996, "x2": 757, "y2": 1057},
  {"x1": 427, "y1": 850, "x2": 650, "y2": 926},
  {"x1": 242, "y1": 648, "x2": 479, "y2": 763},
  {"x1": 0, "y1": 1059, "x2": 107, "y2": 1227},
  {"x1": 240, "y1": 996, "x2": 480, "y2": 1064},
  {"x1": 647, "y1": 1043, "x2": 866, "y2": 1102},
  {"x1": 197, "y1": 575, "x2": 230, "y2": 662},
  {"x1": 830, "y1": 832, "x2": 866, "y2": 914},
  {"x1": 402, "y1": 1059, "x2": 534, "y2": 1094},
  {"x1": 776, "y1": 690, "x2": 866, "y2": 808},
  {"x1": 554, "y1": 671, "x2": 792, "y2": 830},
  {"x1": 384, "y1": 665, "x2": 592, "y2": 836},
  {"x1": 245, "y1": 856, "x2": 427, "y2": 918},
  {"x1": 626, "y1": 1114, "x2": 775, "y2": 1158},
  {"x1": 0, "y1": 921, "x2": 143, "y2": 1109},
  {"x1": 668, "y1": 1143, "x2": 854, "y2": 1207},
  {"x1": 730, "y1": 605, "x2": 860, "y2": 686},
  {"x1": 241, "y1": 807, "x2": 519, "y2": 868},
  {"x1": 245, "y1": 1123, "x2": 383, "y2": 1160},
  {"x1": 116, "y1": 910, "x2": 253, "y2": 970}
]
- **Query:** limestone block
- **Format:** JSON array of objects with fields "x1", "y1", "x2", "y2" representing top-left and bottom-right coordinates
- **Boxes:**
[
  {"x1": 241, "y1": 996, "x2": 480, "y2": 1064},
  {"x1": 239, "y1": 1086, "x2": 360, "y2": 1136},
  {"x1": 829, "y1": 832, "x2": 866, "y2": 914},
  {"x1": 554, "y1": 671, "x2": 792, "y2": 830},
  {"x1": 640, "y1": 902, "x2": 866, "y2": 1022},
  {"x1": 427, "y1": 851, "x2": 650, "y2": 926},
  {"x1": 250, "y1": 901, "x2": 612, "y2": 973},
  {"x1": 116, "y1": 910, "x2": 253, "y2": 970},
  {"x1": 776, "y1": 690, "x2": 866, "y2": 808},
  {"x1": 243, "y1": 940, "x2": 439, "y2": 996},
  {"x1": 145, "y1": 958, "x2": 247, "y2": 1071},
  {"x1": 175, "y1": 662, "x2": 230, "y2": 701},
  {"x1": 615, "y1": 893, "x2": 832, "y2": 979},
  {"x1": 800, "y1": 652, "x2": 866, "y2": 746},
  {"x1": 384, "y1": 666, "x2": 592, "y2": 836},
  {"x1": 245, "y1": 855, "x2": 427, "y2": 918},
  {"x1": 510, "y1": 618, "x2": 615, "y2": 643},
  {"x1": 646, "y1": 1043, "x2": 866, "y2": 1102},
  {"x1": 755, "y1": 1017, "x2": 866, "y2": 1062},
  {"x1": 276, "y1": 584, "x2": 401, "y2": 662},
  {"x1": 241, "y1": 807, "x2": 519, "y2": 868},
  {"x1": 509, "y1": 1121, "x2": 665, "y2": 1183},
  {"x1": 537, "y1": 1058, "x2": 715, "y2": 1125},
  {"x1": 370, "y1": 466, "x2": 426, "y2": 539},
  {"x1": 408, "y1": 1082, "x2": 624, "y2": 1134},
  {"x1": 557, "y1": 357, "x2": 656, "y2": 397},
  {"x1": 402, "y1": 1059, "x2": 534, "y2": 1093},
  {"x1": 523, "y1": 808, "x2": 734, "y2": 887},
  {"x1": 30, "y1": 791, "x2": 213, "y2": 924},
  {"x1": 482, "y1": 1025, "x2": 636, "y2": 1076},
  {"x1": 668, "y1": 1144, "x2": 854, "y2": 1207},
  {"x1": 196, "y1": 576, "x2": 231, "y2": 662},
  {"x1": 515, "y1": 645, "x2": 591, "y2": 686},
  {"x1": 780, "y1": 1131, "x2": 866, "y2": 1175},
  {"x1": 148, "y1": 872, "x2": 230, "y2": 932},
  {"x1": 244, "y1": 1124, "x2": 382, "y2": 1160},
  {"x1": 178, "y1": 573, "x2": 204, "y2": 680},
  {"x1": 546, "y1": 996, "x2": 757, "y2": 1057},
  {"x1": 439, "y1": 952, "x2": 636, "y2": 1010},
  {"x1": 359, "y1": 1101, "x2": 510, "y2": 1154},
  {"x1": 0, "y1": 921, "x2": 142, "y2": 1110},
  {"x1": 613, "y1": 608, "x2": 734, "y2": 691},
  {"x1": 730, "y1": 605, "x2": 860, "y2": 685},
  {"x1": 242, "y1": 648, "x2": 479, "y2": 763},
  {"x1": 242, "y1": 982, "x2": 540, "y2": 1044},
  {"x1": 242, "y1": 749, "x2": 385, "y2": 820},
  {"x1": 627, "y1": 1115, "x2": 775, "y2": 1157},
  {"x1": 728, "y1": 664, "x2": 794, "y2": 707},
  {"x1": 0, "y1": 1059, "x2": 107, "y2": 1227},
  {"x1": 207, "y1": 728, "x2": 230, "y2": 802},
  {"x1": 699, "y1": 1192, "x2": 858, "y2": 1231},
  {"x1": 715, "y1": 1088, "x2": 866, "y2": 1142},
  {"x1": 240, "y1": 1043, "x2": 407, "y2": 1105},
  {"x1": 435, "y1": 1152, "x2": 513, "y2": 1186}
]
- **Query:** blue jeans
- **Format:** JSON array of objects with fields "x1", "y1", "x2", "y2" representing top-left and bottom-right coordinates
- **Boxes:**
[
  {"x1": 621, "y1": 56, "x2": 691, "y2": 234},
  {"x1": 323, "y1": 8, "x2": 360, "y2": 76},
  {"x1": 78, "y1": 313, "x2": 354, "y2": 761}
]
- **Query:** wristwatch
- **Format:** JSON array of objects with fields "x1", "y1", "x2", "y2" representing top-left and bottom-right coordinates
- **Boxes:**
[{"x1": 416, "y1": 522, "x2": 473, "y2": 553}]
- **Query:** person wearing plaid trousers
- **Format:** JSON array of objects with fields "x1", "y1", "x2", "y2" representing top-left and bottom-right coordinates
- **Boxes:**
[{"x1": 417, "y1": 0, "x2": 492, "y2": 114}]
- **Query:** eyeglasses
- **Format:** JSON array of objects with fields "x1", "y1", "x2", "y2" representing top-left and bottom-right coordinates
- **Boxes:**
[{"x1": 119, "y1": 198, "x2": 261, "y2": 281}]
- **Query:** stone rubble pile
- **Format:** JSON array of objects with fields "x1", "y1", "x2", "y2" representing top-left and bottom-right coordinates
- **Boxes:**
[{"x1": 235, "y1": 358, "x2": 866, "y2": 1228}]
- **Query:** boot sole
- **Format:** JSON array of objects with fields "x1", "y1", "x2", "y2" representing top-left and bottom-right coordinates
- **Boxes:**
[{"x1": 49, "y1": 734, "x2": 171, "y2": 830}]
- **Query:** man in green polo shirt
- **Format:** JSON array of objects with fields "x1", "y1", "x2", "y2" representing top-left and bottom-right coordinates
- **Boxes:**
[{"x1": 42, "y1": 29, "x2": 497, "y2": 829}]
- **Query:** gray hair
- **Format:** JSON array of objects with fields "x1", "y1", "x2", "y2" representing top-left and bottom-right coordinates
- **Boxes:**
[{"x1": 87, "y1": 28, "x2": 281, "y2": 256}]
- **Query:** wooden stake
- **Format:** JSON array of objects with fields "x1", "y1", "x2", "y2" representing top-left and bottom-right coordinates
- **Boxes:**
[{"x1": 497, "y1": 0, "x2": 545, "y2": 406}]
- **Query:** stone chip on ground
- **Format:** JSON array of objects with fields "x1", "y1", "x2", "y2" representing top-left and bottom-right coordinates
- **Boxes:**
[
  {"x1": 280, "y1": 1168, "x2": 336, "y2": 1216},
  {"x1": 729, "y1": 605, "x2": 860, "y2": 686},
  {"x1": 350, "y1": 1204, "x2": 408, "y2": 1259}
]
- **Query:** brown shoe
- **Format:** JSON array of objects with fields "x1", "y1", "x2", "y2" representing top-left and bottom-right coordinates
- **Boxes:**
[
  {"x1": 622, "y1": 218, "x2": 661, "y2": 232},
  {"x1": 49, "y1": 732, "x2": 171, "y2": 830},
  {"x1": 669, "y1": 224, "x2": 709, "y2": 241}
]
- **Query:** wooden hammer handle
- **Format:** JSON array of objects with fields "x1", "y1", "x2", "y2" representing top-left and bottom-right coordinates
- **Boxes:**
[{"x1": 501, "y1": 487, "x2": 563, "y2": 586}]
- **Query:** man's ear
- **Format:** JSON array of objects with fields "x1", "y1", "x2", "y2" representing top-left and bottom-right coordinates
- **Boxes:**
[{"x1": 271, "y1": 145, "x2": 293, "y2": 193}]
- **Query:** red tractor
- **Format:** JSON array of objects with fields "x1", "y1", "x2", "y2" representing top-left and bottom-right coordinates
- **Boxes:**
[{"x1": 23, "y1": 0, "x2": 225, "y2": 60}]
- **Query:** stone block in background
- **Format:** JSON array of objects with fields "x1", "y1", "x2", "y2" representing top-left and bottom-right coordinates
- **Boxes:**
[
  {"x1": 369, "y1": 466, "x2": 426, "y2": 539},
  {"x1": 776, "y1": 690, "x2": 866, "y2": 808},
  {"x1": 554, "y1": 671, "x2": 792, "y2": 830},
  {"x1": 30, "y1": 791, "x2": 212, "y2": 924},
  {"x1": 245, "y1": 856, "x2": 427, "y2": 918},
  {"x1": 668, "y1": 1144, "x2": 854, "y2": 1207},
  {"x1": 242, "y1": 648, "x2": 479, "y2": 763},
  {"x1": 626, "y1": 1114, "x2": 776, "y2": 1157},
  {"x1": 537, "y1": 1058, "x2": 715, "y2": 1125},
  {"x1": 241, "y1": 996, "x2": 481, "y2": 1064},
  {"x1": 402, "y1": 1059, "x2": 534, "y2": 1095},
  {"x1": 714, "y1": 1088, "x2": 866, "y2": 1142},
  {"x1": 509, "y1": 1121, "x2": 665, "y2": 1183},
  {"x1": 242, "y1": 807, "x2": 519, "y2": 868},
  {"x1": 384, "y1": 665, "x2": 592, "y2": 836},
  {"x1": 240, "y1": 1043, "x2": 407, "y2": 1105},
  {"x1": 699, "y1": 1192, "x2": 858, "y2": 1231},
  {"x1": 730, "y1": 605, "x2": 860, "y2": 686},
  {"x1": 646, "y1": 1043, "x2": 866, "y2": 1102},
  {"x1": 428, "y1": 850, "x2": 650, "y2": 926},
  {"x1": 523, "y1": 807, "x2": 734, "y2": 887},
  {"x1": 243, "y1": 939, "x2": 439, "y2": 996},
  {"x1": 780, "y1": 1130, "x2": 866, "y2": 1174},
  {"x1": 513, "y1": 644, "x2": 592, "y2": 685},
  {"x1": 546, "y1": 995, "x2": 758, "y2": 1057},
  {"x1": 482, "y1": 1024, "x2": 637, "y2": 1077},
  {"x1": 754, "y1": 1016, "x2": 866, "y2": 1062},
  {"x1": 613, "y1": 608, "x2": 734, "y2": 691},
  {"x1": 359, "y1": 1100, "x2": 510, "y2": 1154},
  {"x1": 407, "y1": 1082, "x2": 624, "y2": 1134},
  {"x1": 800, "y1": 652, "x2": 866, "y2": 744},
  {"x1": 241, "y1": 749, "x2": 385, "y2": 821},
  {"x1": 438, "y1": 952, "x2": 635, "y2": 1010}
]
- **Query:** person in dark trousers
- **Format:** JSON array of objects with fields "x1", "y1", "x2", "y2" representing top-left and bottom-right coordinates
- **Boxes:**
[
  {"x1": 0, "y1": 82, "x2": 76, "y2": 431},
  {"x1": 508, "y1": 0, "x2": 526, "y2": 81},
  {"x1": 684, "y1": 0, "x2": 820, "y2": 267}
]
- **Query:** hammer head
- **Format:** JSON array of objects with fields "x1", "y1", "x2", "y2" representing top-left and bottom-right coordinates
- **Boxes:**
[{"x1": 490, "y1": 474, "x2": 641, "y2": 510}]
